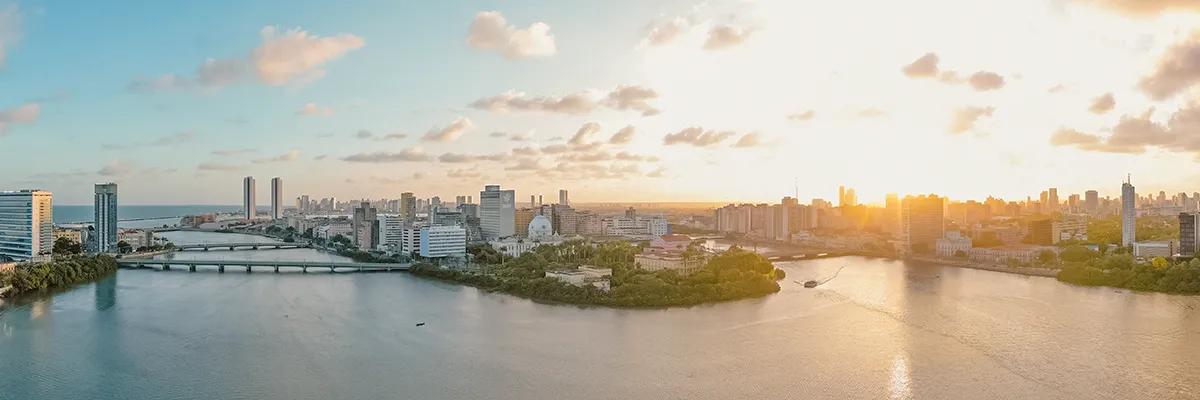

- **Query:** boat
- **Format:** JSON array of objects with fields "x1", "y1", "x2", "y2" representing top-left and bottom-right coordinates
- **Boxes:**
[
  {"x1": 416, "y1": 322, "x2": 426, "y2": 327},
  {"x1": 803, "y1": 280, "x2": 820, "y2": 288}
]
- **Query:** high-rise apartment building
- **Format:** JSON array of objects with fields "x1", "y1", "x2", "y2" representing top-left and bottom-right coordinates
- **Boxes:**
[
  {"x1": 515, "y1": 208, "x2": 535, "y2": 237},
  {"x1": 845, "y1": 188, "x2": 857, "y2": 208},
  {"x1": 352, "y1": 202, "x2": 378, "y2": 250},
  {"x1": 901, "y1": 194, "x2": 944, "y2": 254},
  {"x1": 559, "y1": 189, "x2": 569, "y2": 205},
  {"x1": 300, "y1": 194, "x2": 310, "y2": 213},
  {"x1": 1048, "y1": 188, "x2": 1059, "y2": 213},
  {"x1": 243, "y1": 176, "x2": 256, "y2": 219},
  {"x1": 94, "y1": 183, "x2": 118, "y2": 253},
  {"x1": 1180, "y1": 213, "x2": 1199, "y2": 257},
  {"x1": 551, "y1": 204, "x2": 577, "y2": 235},
  {"x1": 400, "y1": 192, "x2": 416, "y2": 222},
  {"x1": 480, "y1": 185, "x2": 515, "y2": 239},
  {"x1": 456, "y1": 195, "x2": 466, "y2": 206},
  {"x1": 1122, "y1": 178, "x2": 1136, "y2": 246},
  {"x1": 1067, "y1": 194, "x2": 1080, "y2": 214},
  {"x1": 270, "y1": 177, "x2": 283, "y2": 220},
  {"x1": 0, "y1": 190, "x2": 53, "y2": 262},
  {"x1": 1084, "y1": 190, "x2": 1098, "y2": 214},
  {"x1": 838, "y1": 186, "x2": 846, "y2": 208}
]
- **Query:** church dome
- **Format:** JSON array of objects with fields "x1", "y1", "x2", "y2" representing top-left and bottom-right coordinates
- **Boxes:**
[{"x1": 528, "y1": 215, "x2": 553, "y2": 238}]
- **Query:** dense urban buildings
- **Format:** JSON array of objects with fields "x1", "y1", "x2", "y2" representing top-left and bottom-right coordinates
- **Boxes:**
[
  {"x1": 351, "y1": 202, "x2": 378, "y2": 251},
  {"x1": 901, "y1": 194, "x2": 945, "y2": 254},
  {"x1": 243, "y1": 176, "x2": 256, "y2": 220},
  {"x1": 270, "y1": 177, "x2": 283, "y2": 220},
  {"x1": 480, "y1": 185, "x2": 516, "y2": 239},
  {"x1": 93, "y1": 183, "x2": 118, "y2": 253},
  {"x1": 0, "y1": 190, "x2": 53, "y2": 262},
  {"x1": 1122, "y1": 178, "x2": 1136, "y2": 246}
]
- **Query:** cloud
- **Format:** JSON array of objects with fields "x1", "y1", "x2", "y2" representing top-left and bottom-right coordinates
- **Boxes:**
[
  {"x1": 787, "y1": 110, "x2": 815, "y2": 121},
  {"x1": 129, "y1": 26, "x2": 364, "y2": 92},
  {"x1": 298, "y1": 102, "x2": 333, "y2": 116},
  {"x1": 469, "y1": 85, "x2": 661, "y2": 116},
  {"x1": 466, "y1": 11, "x2": 556, "y2": 59},
  {"x1": 150, "y1": 132, "x2": 195, "y2": 146},
  {"x1": 212, "y1": 148, "x2": 256, "y2": 156},
  {"x1": 509, "y1": 132, "x2": 533, "y2": 142},
  {"x1": 1089, "y1": 93, "x2": 1116, "y2": 114},
  {"x1": 948, "y1": 106, "x2": 996, "y2": 134},
  {"x1": 354, "y1": 129, "x2": 373, "y2": 139},
  {"x1": 512, "y1": 146, "x2": 539, "y2": 156},
  {"x1": 968, "y1": 71, "x2": 1006, "y2": 91},
  {"x1": 663, "y1": 127, "x2": 737, "y2": 147},
  {"x1": 437, "y1": 152, "x2": 506, "y2": 163},
  {"x1": 857, "y1": 108, "x2": 886, "y2": 118},
  {"x1": 732, "y1": 132, "x2": 765, "y2": 147},
  {"x1": 1048, "y1": 105, "x2": 1200, "y2": 155},
  {"x1": 1049, "y1": 128, "x2": 1145, "y2": 154},
  {"x1": 609, "y1": 125, "x2": 635, "y2": 144},
  {"x1": 539, "y1": 144, "x2": 570, "y2": 154},
  {"x1": 1069, "y1": 0, "x2": 1200, "y2": 16},
  {"x1": 1139, "y1": 31, "x2": 1200, "y2": 100},
  {"x1": 568, "y1": 122, "x2": 602, "y2": 146},
  {"x1": 341, "y1": 147, "x2": 431, "y2": 163},
  {"x1": 380, "y1": 132, "x2": 407, "y2": 141},
  {"x1": 412, "y1": 172, "x2": 427, "y2": 180},
  {"x1": 1048, "y1": 84, "x2": 1067, "y2": 93},
  {"x1": 252, "y1": 149, "x2": 300, "y2": 163},
  {"x1": 0, "y1": 4, "x2": 20, "y2": 68},
  {"x1": 645, "y1": 17, "x2": 690, "y2": 46},
  {"x1": 489, "y1": 131, "x2": 508, "y2": 138},
  {"x1": 603, "y1": 85, "x2": 661, "y2": 116},
  {"x1": 902, "y1": 53, "x2": 1005, "y2": 91},
  {"x1": 506, "y1": 158, "x2": 544, "y2": 171},
  {"x1": 469, "y1": 90, "x2": 597, "y2": 114},
  {"x1": 447, "y1": 168, "x2": 484, "y2": 179},
  {"x1": 703, "y1": 25, "x2": 754, "y2": 51},
  {"x1": 647, "y1": 166, "x2": 668, "y2": 178},
  {"x1": 0, "y1": 102, "x2": 39, "y2": 136},
  {"x1": 198, "y1": 162, "x2": 245, "y2": 171},
  {"x1": 97, "y1": 160, "x2": 134, "y2": 177},
  {"x1": 551, "y1": 162, "x2": 644, "y2": 180},
  {"x1": 421, "y1": 117, "x2": 474, "y2": 142}
]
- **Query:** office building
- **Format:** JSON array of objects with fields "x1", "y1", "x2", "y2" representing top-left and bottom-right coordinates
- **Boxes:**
[
  {"x1": 458, "y1": 203, "x2": 479, "y2": 219},
  {"x1": 1122, "y1": 177, "x2": 1136, "y2": 246},
  {"x1": 300, "y1": 194, "x2": 310, "y2": 213},
  {"x1": 1048, "y1": 188, "x2": 1059, "y2": 213},
  {"x1": 416, "y1": 225, "x2": 467, "y2": 258},
  {"x1": 94, "y1": 183, "x2": 118, "y2": 253},
  {"x1": 243, "y1": 176, "x2": 256, "y2": 219},
  {"x1": 901, "y1": 194, "x2": 944, "y2": 254},
  {"x1": 270, "y1": 177, "x2": 283, "y2": 220},
  {"x1": 515, "y1": 208, "x2": 536, "y2": 237},
  {"x1": 400, "y1": 192, "x2": 416, "y2": 222},
  {"x1": 1180, "y1": 213, "x2": 1199, "y2": 257},
  {"x1": 480, "y1": 185, "x2": 516, "y2": 239},
  {"x1": 377, "y1": 214, "x2": 405, "y2": 249},
  {"x1": 559, "y1": 190, "x2": 569, "y2": 205},
  {"x1": 0, "y1": 190, "x2": 53, "y2": 262},
  {"x1": 1029, "y1": 218, "x2": 1059, "y2": 246},
  {"x1": 551, "y1": 204, "x2": 577, "y2": 235},
  {"x1": 352, "y1": 202, "x2": 378, "y2": 250}
]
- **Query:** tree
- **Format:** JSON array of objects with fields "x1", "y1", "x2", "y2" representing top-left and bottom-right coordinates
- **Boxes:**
[
  {"x1": 1037, "y1": 249, "x2": 1057, "y2": 265},
  {"x1": 1152, "y1": 257, "x2": 1169, "y2": 271},
  {"x1": 331, "y1": 234, "x2": 351, "y2": 246},
  {"x1": 1059, "y1": 245, "x2": 1099, "y2": 263},
  {"x1": 302, "y1": 228, "x2": 314, "y2": 239},
  {"x1": 116, "y1": 241, "x2": 132, "y2": 254},
  {"x1": 1097, "y1": 243, "x2": 1109, "y2": 256},
  {"x1": 53, "y1": 237, "x2": 82, "y2": 255},
  {"x1": 283, "y1": 236, "x2": 295, "y2": 243}
]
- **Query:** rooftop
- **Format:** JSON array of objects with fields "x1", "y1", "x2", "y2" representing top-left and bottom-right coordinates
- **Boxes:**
[{"x1": 658, "y1": 234, "x2": 693, "y2": 242}]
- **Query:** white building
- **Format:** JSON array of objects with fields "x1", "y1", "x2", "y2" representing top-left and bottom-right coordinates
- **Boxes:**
[
  {"x1": 480, "y1": 185, "x2": 515, "y2": 239},
  {"x1": 0, "y1": 190, "x2": 53, "y2": 262},
  {"x1": 491, "y1": 215, "x2": 565, "y2": 257},
  {"x1": 935, "y1": 231, "x2": 973, "y2": 257},
  {"x1": 418, "y1": 225, "x2": 467, "y2": 258},
  {"x1": 601, "y1": 215, "x2": 668, "y2": 238},
  {"x1": 546, "y1": 265, "x2": 611, "y2": 290},
  {"x1": 243, "y1": 176, "x2": 256, "y2": 219},
  {"x1": 317, "y1": 220, "x2": 353, "y2": 241},
  {"x1": 118, "y1": 229, "x2": 154, "y2": 249},
  {"x1": 376, "y1": 214, "x2": 406, "y2": 249},
  {"x1": 1133, "y1": 241, "x2": 1173, "y2": 258},
  {"x1": 270, "y1": 177, "x2": 283, "y2": 220},
  {"x1": 94, "y1": 183, "x2": 118, "y2": 253}
]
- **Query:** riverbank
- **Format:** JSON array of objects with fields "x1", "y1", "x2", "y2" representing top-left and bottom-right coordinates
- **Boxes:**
[
  {"x1": 897, "y1": 255, "x2": 1060, "y2": 277},
  {"x1": 0, "y1": 255, "x2": 119, "y2": 298}
]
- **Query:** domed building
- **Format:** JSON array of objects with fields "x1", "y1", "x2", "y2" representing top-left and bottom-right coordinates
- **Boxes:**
[{"x1": 489, "y1": 214, "x2": 568, "y2": 257}]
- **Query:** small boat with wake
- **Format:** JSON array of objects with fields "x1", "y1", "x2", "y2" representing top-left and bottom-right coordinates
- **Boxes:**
[{"x1": 801, "y1": 266, "x2": 845, "y2": 289}]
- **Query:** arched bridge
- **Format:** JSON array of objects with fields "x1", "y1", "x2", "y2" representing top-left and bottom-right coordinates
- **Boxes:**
[
  {"x1": 116, "y1": 258, "x2": 410, "y2": 273},
  {"x1": 173, "y1": 242, "x2": 312, "y2": 251}
]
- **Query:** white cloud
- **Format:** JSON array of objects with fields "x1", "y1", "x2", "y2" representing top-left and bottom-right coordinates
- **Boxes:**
[
  {"x1": 252, "y1": 149, "x2": 300, "y2": 163},
  {"x1": 732, "y1": 132, "x2": 765, "y2": 148},
  {"x1": 0, "y1": 102, "x2": 39, "y2": 136},
  {"x1": 609, "y1": 125, "x2": 635, "y2": 144},
  {"x1": 1089, "y1": 93, "x2": 1116, "y2": 115},
  {"x1": 663, "y1": 127, "x2": 737, "y2": 147},
  {"x1": 568, "y1": 122, "x2": 602, "y2": 146},
  {"x1": 212, "y1": 148, "x2": 256, "y2": 156},
  {"x1": 466, "y1": 11, "x2": 556, "y2": 59},
  {"x1": 948, "y1": 106, "x2": 996, "y2": 134},
  {"x1": 97, "y1": 160, "x2": 134, "y2": 177},
  {"x1": 150, "y1": 132, "x2": 196, "y2": 146},
  {"x1": 603, "y1": 85, "x2": 661, "y2": 116},
  {"x1": 422, "y1": 117, "x2": 474, "y2": 142},
  {"x1": 703, "y1": 24, "x2": 755, "y2": 51},
  {"x1": 341, "y1": 147, "x2": 431, "y2": 163},
  {"x1": 645, "y1": 17, "x2": 690, "y2": 46},
  {"x1": 470, "y1": 85, "x2": 661, "y2": 116},
  {"x1": 298, "y1": 102, "x2": 333, "y2": 116}
]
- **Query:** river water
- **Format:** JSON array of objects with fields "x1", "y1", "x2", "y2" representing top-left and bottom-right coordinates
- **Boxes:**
[{"x1": 1, "y1": 233, "x2": 1198, "y2": 400}]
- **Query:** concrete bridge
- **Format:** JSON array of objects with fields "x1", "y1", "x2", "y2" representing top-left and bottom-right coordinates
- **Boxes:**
[
  {"x1": 764, "y1": 250, "x2": 850, "y2": 261},
  {"x1": 116, "y1": 258, "x2": 410, "y2": 273},
  {"x1": 173, "y1": 242, "x2": 312, "y2": 251}
]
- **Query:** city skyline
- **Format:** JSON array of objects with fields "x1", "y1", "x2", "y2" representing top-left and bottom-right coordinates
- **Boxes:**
[{"x1": 9, "y1": 1, "x2": 1200, "y2": 204}]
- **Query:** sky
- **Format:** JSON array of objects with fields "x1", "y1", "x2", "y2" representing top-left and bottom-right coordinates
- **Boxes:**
[{"x1": 5, "y1": 0, "x2": 1200, "y2": 205}]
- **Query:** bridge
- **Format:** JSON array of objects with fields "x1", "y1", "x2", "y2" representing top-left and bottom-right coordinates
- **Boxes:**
[
  {"x1": 116, "y1": 258, "x2": 411, "y2": 273},
  {"x1": 173, "y1": 242, "x2": 312, "y2": 251}
]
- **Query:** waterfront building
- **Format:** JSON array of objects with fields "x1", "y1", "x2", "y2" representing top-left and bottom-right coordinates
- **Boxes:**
[
  {"x1": 1133, "y1": 241, "x2": 1174, "y2": 258},
  {"x1": 270, "y1": 177, "x2": 283, "y2": 220},
  {"x1": 243, "y1": 176, "x2": 256, "y2": 219},
  {"x1": 490, "y1": 215, "x2": 565, "y2": 257},
  {"x1": 117, "y1": 229, "x2": 155, "y2": 250},
  {"x1": 967, "y1": 245, "x2": 1052, "y2": 264},
  {"x1": 634, "y1": 248, "x2": 706, "y2": 275},
  {"x1": 377, "y1": 214, "x2": 405, "y2": 249},
  {"x1": 94, "y1": 183, "x2": 118, "y2": 253},
  {"x1": 1029, "y1": 218, "x2": 1058, "y2": 246},
  {"x1": 559, "y1": 189, "x2": 570, "y2": 205},
  {"x1": 352, "y1": 202, "x2": 378, "y2": 250},
  {"x1": 0, "y1": 190, "x2": 53, "y2": 262},
  {"x1": 935, "y1": 231, "x2": 973, "y2": 257},
  {"x1": 414, "y1": 225, "x2": 467, "y2": 258},
  {"x1": 1180, "y1": 213, "x2": 1199, "y2": 257},
  {"x1": 602, "y1": 215, "x2": 668, "y2": 238},
  {"x1": 546, "y1": 265, "x2": 610, "y2": 290},
  {"x1": 52, "y1": 228, "x2": 83, "y2": 245},
  {"x1": 1058, "y1": 215, "x2": 1088, "y2": 241},
  {"x1": 1122, "y1": 177, "x2": 1136, "y2": 246},
  {"x1": 901, "y1": 194, "x2": 944, "y2": 254},
  {"x1": 480, "y1": 185, "x2": 516, "y2": 239},
  {"x1": 650, "y1": 234, "x2": 693, "y2": 251},
  {"x1": 316, "y1": 219, "x2": 353, "y2": 241}
]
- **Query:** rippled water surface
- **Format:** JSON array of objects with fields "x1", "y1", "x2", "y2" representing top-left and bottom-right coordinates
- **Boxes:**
[{"x1": 2, "y1": 234, "x2": 1197, "y2": 400}]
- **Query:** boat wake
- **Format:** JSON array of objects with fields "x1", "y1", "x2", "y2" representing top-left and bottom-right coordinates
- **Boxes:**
[{"x1": 801, "y1": 266, "x2": 845, "y2": 288}]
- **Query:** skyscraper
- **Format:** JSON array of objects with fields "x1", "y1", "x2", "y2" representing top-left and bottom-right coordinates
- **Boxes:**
[
  {"x1": 400, "y1": 192, "x2": 415, "y2": 222},
  {"x1": 0, "y1": 189, "x2": 53, "y2": 262},
  {"x1": 885, "y1": 193, "x2": 901, "y2": 236},
  {"x1": 270, "y1": 177, "x2": 283, "y2": 220},
  {"x1": 838, "y1": 186, "x2": 846, "y2": 208},
  {"x1": 559, "y1": 189, "x2": 569, "y2": 205},
  {"x1": 1122, "y1": 178, "x2": 1136, "y2": 246},
  {"x1": 480, "y1": 185, "x2": 516, "y2": 239},
  {"x1": 1048, "y1": 188, "x2": 1059, "y2": 213},
  {"x1": 902, "y1": 194, "x2": 944, "y2": 254},
  {"x1": 845, "y1": 188, "x2": 857, "y2": 207},
  {"x1": 243, "y1": 176, "x2": 256, "y2": 219},
  {"x1": 352, "y1": 201, "x2": 378, "y2": 250},
  {"x1": 94, "y1": 183, "x2": 118, "y2": 253},
  {"x1": 1085, "y1": 190, "x2": 1098, "y2": 215}
]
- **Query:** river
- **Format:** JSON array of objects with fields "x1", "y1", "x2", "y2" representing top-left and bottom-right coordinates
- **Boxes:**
[{"x1": 0, "y1": 232, "x2": 1197, "y2": 399}]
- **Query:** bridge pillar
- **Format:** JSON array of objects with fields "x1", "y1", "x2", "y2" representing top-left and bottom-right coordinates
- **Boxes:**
[
  {"x1": 252, "y1": 245, "x2": 259, "y2": 250},
  {"x1": 302, "y1": 267, "x2": 307, "y2": 273},
  {"x1": 203, "y1": 246, "x2": 209, "y2": 251},
  {"x1": 274, "y1": 245, "x2": 281, "y2": 249},
  {"x1": 189, "y1": 265, "x2": 196, "y2": 272},
  {"x1": 246, "y1": 266, "x2": 252, "y2": 273},
  {"x1": 358, "y1": 266, "x2": 363, "y2": 272},
  {"x1": 229, "y1": 246, "x2": 235, "y2": 251},
  {"x1": 218, "y1": 265, "x2": 225, "y2": 273},
  {"x1": 163, "y1": 265, "x2": 171, "y2": 271},
  {"x1": 274, "y1": 266, "x2": 279, "y2": 273}
]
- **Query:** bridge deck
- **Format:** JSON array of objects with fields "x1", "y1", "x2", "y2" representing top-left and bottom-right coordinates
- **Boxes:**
[{"x1": 116, "y1": 259, "x2": 410, "y2": 271}]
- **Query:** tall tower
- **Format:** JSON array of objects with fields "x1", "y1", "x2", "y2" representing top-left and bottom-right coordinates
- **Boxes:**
[
  {"x1": 400, "y1": 192, "x2": 416, "y2": 222},
  {"x1": 1122, "y1": 176, "x2": 1136, "y2": 246},
  {"x1": 0, "y1": 190, "x2": 53, "y2": 262},
  {"x1": 270, "y1": 177, "x2": 283, "y2": 220},
  {"x1": 94, "y1": 183, "x2": 118, "y2": 252},
  {"x1": 243, "y1": 176, "x2": 256, "y2": 219},
  {"x1": 559, "y1": 189, "x2": 569, "y2": 205},
  {"x1": 1048, "y1": 188, "x2": 1059, "y2": 213},
  {"x1": 1085, "y1": 190, "x2": 1098, "y2": 215}
]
